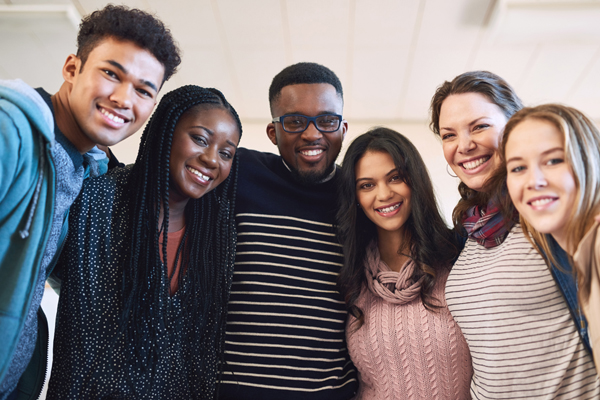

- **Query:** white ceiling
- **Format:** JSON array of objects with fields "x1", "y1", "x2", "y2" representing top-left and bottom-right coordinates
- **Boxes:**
[
  {"x1": 2, "y1": 0, "x2": 600, "y2": 123},
  {"x1": 1, "y1": 0, "x2": 599, "y2": 222}
]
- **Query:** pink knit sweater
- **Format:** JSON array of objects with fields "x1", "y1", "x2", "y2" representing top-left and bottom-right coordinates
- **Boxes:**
[{"x1": 346, "y1": 245, "x2": 472, "y2": 400}]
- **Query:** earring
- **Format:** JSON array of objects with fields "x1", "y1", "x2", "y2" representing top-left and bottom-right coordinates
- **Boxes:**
[
  {"x1": 356, "y1": 203, "x2": 361, "y2": 208},
  {"x1": 446, "y1": 164, "x2": 458, "y2": 178}
]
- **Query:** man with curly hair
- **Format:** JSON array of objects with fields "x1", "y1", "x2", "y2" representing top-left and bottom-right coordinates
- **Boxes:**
[{"x1": 0, "y1": 5, "x2": 180, "y2": 399}]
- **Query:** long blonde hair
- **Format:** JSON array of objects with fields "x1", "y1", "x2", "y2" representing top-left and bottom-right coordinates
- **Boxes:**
[{"x1": 500, "y1": 104, "x2": 600, "y2": 301}]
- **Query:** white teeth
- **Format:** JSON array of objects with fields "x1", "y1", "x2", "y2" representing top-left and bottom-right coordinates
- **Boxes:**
[
  {"x1": 301, "y1": 149, "x2": 323, "y2": 156},
  {"x1": 462, "y1": 157, "x2": 489, "y2": 170},
  {"x1": 531, "y1": 198, "x2": 553, "y2": 207},
  {"x1": 377, "y1": 203, "x2": 401, "y2": 213},
  {"x1": 187, "y1": 166, "x2": 211, "y2": 181},
  {"x1": 100, "y1": 108, "x2": 125, "y2": 124}
]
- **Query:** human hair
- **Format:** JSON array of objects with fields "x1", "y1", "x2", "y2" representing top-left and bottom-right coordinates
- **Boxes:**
[
  {"x1": 121, "y1": 85, "x2": 242, "y2": 396},
  {"x1": 499, "y1": 104, "x2": 600, "y2": 303},
  {"x1": 337, "y1": 127, "x2": 460, "y2": 328},
  {"x1": 268, "y1": 62, "x2": 343, "y2": 113},
  {"x1": 429, "y1": 71, "x2": 523, "y2": 230},
  {"x1": 77, "y1": 4, "x2": 181, "y2": 83}
]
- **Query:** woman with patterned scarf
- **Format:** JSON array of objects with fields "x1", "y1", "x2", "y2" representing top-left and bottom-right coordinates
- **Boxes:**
[{"x1": 429, "y1": 71, "x2": 599, "y2": 399}]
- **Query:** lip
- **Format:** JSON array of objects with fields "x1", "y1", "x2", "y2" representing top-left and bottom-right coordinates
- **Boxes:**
[
  {"x1": 297, "y1": 146, "x2": 327, "y2": 163},
  {"x1": 457, "y1": 155, "x2": 492, "y2": 175},
  {"x1": 375, "y1": 201, "x2": 402, "y2": 217},
  {"x1": 98, "y1": 105, "x2": 130, "y2": 128},
  {"x1": 526, "y1": 195, "x2": 558, "y2": 210},
  {"x1": 186, "y1": 165, "x2": 214, "y2": 186}
]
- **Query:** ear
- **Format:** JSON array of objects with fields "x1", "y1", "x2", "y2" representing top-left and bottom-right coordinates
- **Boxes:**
[
  {"x1": 62, "y1": 54, "x2": 81, "y2": 83},
  {"x1": 266, "y1": 122, "x2": 278, "y2": 145},
  {"x1": 341, "y1": 119, "x2": 348, "y2": 141}
]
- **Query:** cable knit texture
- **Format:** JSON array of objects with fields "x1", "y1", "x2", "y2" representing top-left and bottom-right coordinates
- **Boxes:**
[{"x1": 347, "y1": 242, "x2": 472, "y2": 400}]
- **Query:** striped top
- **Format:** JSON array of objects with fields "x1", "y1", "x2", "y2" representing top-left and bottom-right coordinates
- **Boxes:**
[
  {"x1": 219, "y1": 148, "x2": 357, "y2": 400},
  {"x1": 445, "y1": 224, "x2": 600, "y2": 399}
]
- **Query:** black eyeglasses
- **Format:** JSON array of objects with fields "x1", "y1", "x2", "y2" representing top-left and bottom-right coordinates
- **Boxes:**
[{"x1": 272, "y1": 113, "x2": 343, "y2": 133}]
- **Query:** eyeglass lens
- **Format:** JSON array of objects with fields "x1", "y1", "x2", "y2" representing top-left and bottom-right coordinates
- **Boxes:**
[{"x1": 282, "y1": 114, "x2": 341, "y2": 133}]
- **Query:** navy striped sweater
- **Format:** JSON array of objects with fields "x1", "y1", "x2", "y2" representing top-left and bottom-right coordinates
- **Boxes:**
[{"x1": 219, "y1": 148, "x2": 357, "y2": 400}]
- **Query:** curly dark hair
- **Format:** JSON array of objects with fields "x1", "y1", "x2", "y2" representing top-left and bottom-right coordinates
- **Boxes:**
[
  {"x1": 121, "y1": 85, "x2": 241, "y2": 397},
  {"x1": 429, "y1": 71, "x2": 523, "y2": 230},
  {"x1": 337, "y1": 128, "x2": 460, "y2": 329},
  {"x1": 77, "y1": 4, "x2": 181, "y2": 83},
  {"x1": 268, "y1": 62, "x2": 343, "y2": 112}
]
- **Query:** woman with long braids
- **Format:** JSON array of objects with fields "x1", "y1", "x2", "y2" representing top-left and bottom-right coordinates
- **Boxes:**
[
  {"x1": 47, "y1": 85, "x2": 242, "y2": 399},
  {"x1": 429, "y1": 71, "x2": 599, "y2": 398},
  {"x1": 337, "y1": 128, "x2": 472, "y2": 399}
]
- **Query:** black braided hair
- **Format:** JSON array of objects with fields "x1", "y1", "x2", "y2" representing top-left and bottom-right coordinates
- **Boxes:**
[{"x1": 120, "y1": 85, "x2": 241, "y2": 398}]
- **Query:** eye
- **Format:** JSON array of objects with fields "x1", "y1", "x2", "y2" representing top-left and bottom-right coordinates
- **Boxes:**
[
  {"x1": 103, "y1": 69, "x2": 118, "y2": 79},
  {"x1": 509, "y1": 165, "x2": 525, "y2": 173},
  {"x1": 219, "y1": 150, "x2": 233, "y2": 160},
  {"x1": 441, "y1": 132, "x2": 455, "y2": 141},
  {"x1": 136, "y1": 87, "x2": 153, "y2": 98},
  {"x1": 192, "y1": 135, "x2": 208, "y2": 146},
  {"x1": 358, "y1": 182, "x2": 374, "y2": 190},
  {"x1": 547, "y1": 157, "x2": 564, "y2": 166},
  {"x1": 473, "y1": 124, "x2": 490, "y2": 132},
  {"x1": 390, "y1": 174, "x2": 402, "y2": 182}
]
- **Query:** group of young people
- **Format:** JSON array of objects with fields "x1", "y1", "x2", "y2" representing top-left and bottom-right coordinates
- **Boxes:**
[{"x1": 1, "y1": 4, "x2": 600, "y2": 400}]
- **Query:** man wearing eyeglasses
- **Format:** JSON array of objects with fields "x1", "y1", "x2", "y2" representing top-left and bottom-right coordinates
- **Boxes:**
[{"x1": 219, "y1": 62, "x2": 357, "y2": 400}]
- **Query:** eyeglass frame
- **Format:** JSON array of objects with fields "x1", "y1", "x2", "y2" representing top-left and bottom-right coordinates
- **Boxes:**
[{"x1": 271, "y1": 113, "x2": 344, "y2": 133}]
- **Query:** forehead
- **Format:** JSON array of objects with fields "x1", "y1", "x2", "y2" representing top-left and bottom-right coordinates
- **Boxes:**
[
  {"x1": 176, "y1": 107, "x2": 240, "y2": 143},
  {"x1": 85, "y1": 37, "x2": 165, "y2": 86},
  {"x1": 356, "y1": 151, "x2": 394, "y2": 174},
  {"x1": 507, "y1": 118, "x2": 563, "y2": 152},
  {"x1": 271, "y1": 83, "x2": 343, "y2": 116},
  {"x1": 439, "y1": 92, "x2": 505, "y2": 125}
]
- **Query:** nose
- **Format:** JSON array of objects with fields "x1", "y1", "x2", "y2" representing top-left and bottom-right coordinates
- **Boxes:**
[
  {"x1": 376, "y1": 183, "x2": 393, "y2": 202},
  {"x1": 527, "y1": 166, "x2": 547, "y2": 189},
  {"x1": 301, "y1": 122, "x2": 323, "y2": 143},
  {"x1": 200, "y1": 146, "x2": 218, "y2": 169},
  {"x1": 457, "y1": 131, "x2": 475, "y2": 153},
  {"x1": 109, "y1": 83, "x2": 133, "y2": 109}
]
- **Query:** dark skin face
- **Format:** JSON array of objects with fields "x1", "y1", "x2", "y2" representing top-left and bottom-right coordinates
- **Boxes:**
[
  {"x1": 52, "y1": 37, "x2": 165, "y2": 154},
  {"x1": 163, "y1": 107, "x2": 240, "y2": 232},
  {"x1": 267, "y1": 83, "x2": 347, "y2": 184}
]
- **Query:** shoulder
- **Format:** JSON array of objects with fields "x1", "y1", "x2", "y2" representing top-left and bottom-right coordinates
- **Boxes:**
[
  {"x1": 0, "y1": 80, "x2": 54, "y2": 144},
  {"x1": 237, "y1": 147, "x2": 280, "y2": 168}
]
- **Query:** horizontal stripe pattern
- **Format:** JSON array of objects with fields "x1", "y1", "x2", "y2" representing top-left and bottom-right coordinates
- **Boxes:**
[
  {"x1": 221, "y1": 212, "x2": 356, "y2": 399},
  {"x1": 446, "y1": 224, "x2": 600, "y2": 399}
]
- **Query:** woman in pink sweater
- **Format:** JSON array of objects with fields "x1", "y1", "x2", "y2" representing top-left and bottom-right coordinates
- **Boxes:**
[{"x1": 337, "y1": 128, "x2": 472, "y2": 399}]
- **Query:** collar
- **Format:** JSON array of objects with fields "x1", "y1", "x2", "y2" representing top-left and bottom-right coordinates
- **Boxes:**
[{"x1": 280, "y1": 158, "x2": 337, "y2": 184}]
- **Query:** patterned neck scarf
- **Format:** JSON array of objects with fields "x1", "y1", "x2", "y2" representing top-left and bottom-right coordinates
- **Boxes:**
[
  {"x1": 364, "y1": 241, "x2": 424, "y2": 304},
  {"x1": 463, "y1": 201, "x2": 514, "y2": 248}
]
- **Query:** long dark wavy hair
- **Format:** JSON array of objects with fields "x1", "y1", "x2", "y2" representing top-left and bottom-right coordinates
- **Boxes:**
[
  {"x1": 429, "y1": 71, "x2": 523, "y2": 230},
  {"x1": 121, "y1": 85, "x2": 242, "y2": 397},
  {"x1": 337, "y1": 128, "x2": 459, "y2": 328}
]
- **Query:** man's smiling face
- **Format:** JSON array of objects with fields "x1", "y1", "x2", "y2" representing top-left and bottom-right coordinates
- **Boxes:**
[{"x1": 267, "y1": 83, "x2": 347, "y2": 184}]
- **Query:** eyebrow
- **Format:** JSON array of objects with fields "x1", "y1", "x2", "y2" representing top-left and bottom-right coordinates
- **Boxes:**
[
  {"x1": 190, "y1": 125, "x2": 238, "y2": 148},
  {"x1": 285, "y1": 111, "x2": 338, "y2": 116},
  {"x1": 356, "y1": 168, "x2": 398, "y2": 183},
  {"x1": 106, "y1": 60, "x2": 158, "y2": 92},
  {"x1": 506, "y1": 146, "x2": 564, "y2": 164},
  {"x1": 440, "y1": 116, "x2": 489, "y2": 131}
]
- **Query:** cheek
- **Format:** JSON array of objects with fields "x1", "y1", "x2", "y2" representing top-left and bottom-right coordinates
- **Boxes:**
[{"x1": 442, "y1": 142, "x2": 455, "y2": 164}]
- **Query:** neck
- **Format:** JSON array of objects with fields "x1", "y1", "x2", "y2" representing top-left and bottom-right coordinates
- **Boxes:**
[
  {"x1": 52, "y1": 82, "x2": 92, "y2": 154},
  {"x1": 158, "y1": 195, "x2": 189, "y2": 233},
  {"x1": 376, "y1": 228, "x2": 410, "y2": 272},
  {"x1": 552, "y1": 231, "x2": 571, "y2": 255}
]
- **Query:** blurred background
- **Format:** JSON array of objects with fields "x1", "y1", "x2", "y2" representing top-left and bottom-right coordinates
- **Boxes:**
[
  {"x1": 2, "y1": 1, "x2": 599, "y2": 397},
  {"x1": 3, "y1": 0, "x2": 600, "y2": 222}
]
